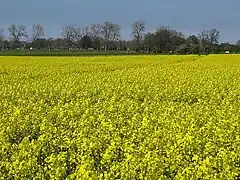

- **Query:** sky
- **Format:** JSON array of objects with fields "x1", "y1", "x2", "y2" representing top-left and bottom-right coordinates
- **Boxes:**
[{"x1": 0, "y1": 0, "x2": 240, "y2": 43}]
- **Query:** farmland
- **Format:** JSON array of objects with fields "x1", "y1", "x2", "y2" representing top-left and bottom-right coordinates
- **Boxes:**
[{"x1": 0, "y1": 55, "x2": 240, "y2": 179}]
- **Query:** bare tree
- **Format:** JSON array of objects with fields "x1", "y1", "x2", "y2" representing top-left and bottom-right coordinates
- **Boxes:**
[
  {"x1": 73, "y1": 26, "x2": 82, "y2": 47},
  {"x1": 236, "y1": 40, "x2": 240, "y2": 46},
  {"x1": 90, "y1": 24, "x2": 103, "y2": 39},
  {"x1": 8, "y1": 24, "x2": 28, "y2": 41},
  {"x1": 102, "y1": 22, "x2": 113, "y2": 46},
  {"x1": 47, "y1": 37, "x2": 54, "y2": 51},
  {"x1": 90, "y1": 24, "x2": 103, "y2": 49},
  {"x1": 208, "y1": 28, "x2": 220, "y2": 44},
  {"x1": 62, "y1": 24, "x2": 77, "y2": 49},
  {"x1": 102, "y1": 22, "x2": 111, "y2": 50},
  {"x1": 62, "y1": 24, "x2": 92, "y2": 49},
  {"x1": 0, "y1": 28, "x2": 4, "y2": 49},
  {"x1": 112, "y1": 24, "x2": 121, "y2": 41},
  {"x1": 199, "y1": 28, "x2": 220, "y2": 54},
  {"x1": 102, "y1": 21, "x2": 121, "y2": 50},
  {"x1": 112, "y1": 24, "x2": 121, "y2": 50},
  {"x1": 74, "y1": 26, "x2": 91, "y2": 48},
  {"x1": 81, "y1": 26, "x2": 90, "y2": 37},
  {"x1": 199, "y1": 29, "x2": 220, "y2": 44},
  {"x1": 32, "y1": 24, "x2": 44, "y2": 41},
  {"x1": 132, "y1": 20, "x2": 146, "y2": 50},
  {"x1": 0, "y1": 28, "x2": 4, "y2": 41}
]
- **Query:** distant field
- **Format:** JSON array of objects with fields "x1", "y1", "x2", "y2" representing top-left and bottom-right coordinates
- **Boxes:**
[
  {"x1": 0, "y1": 55, "x2": 240, "y2": 179},
  {"x1": 0, "y1": 50, "x2": 139, "y2": 56}
]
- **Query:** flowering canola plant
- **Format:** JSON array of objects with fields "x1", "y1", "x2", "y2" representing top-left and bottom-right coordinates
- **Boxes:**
[{"x1": 0, "y1": 55, "x2": 240, "y2": 179}]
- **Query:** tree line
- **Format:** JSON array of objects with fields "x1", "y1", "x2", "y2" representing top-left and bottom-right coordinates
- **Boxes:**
[{"x1": 0, "y1": 21, "x2": 240, "y2": 54}]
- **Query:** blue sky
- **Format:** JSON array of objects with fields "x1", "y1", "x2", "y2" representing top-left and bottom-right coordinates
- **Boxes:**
[{"x1": 0, "y1": 0, "x2": 239, "y2": 43}]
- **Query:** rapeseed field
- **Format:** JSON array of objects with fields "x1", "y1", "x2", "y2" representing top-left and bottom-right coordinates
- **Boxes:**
[{"x1": 0, "y1": 55, "x2": 240, "y2": 179}]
